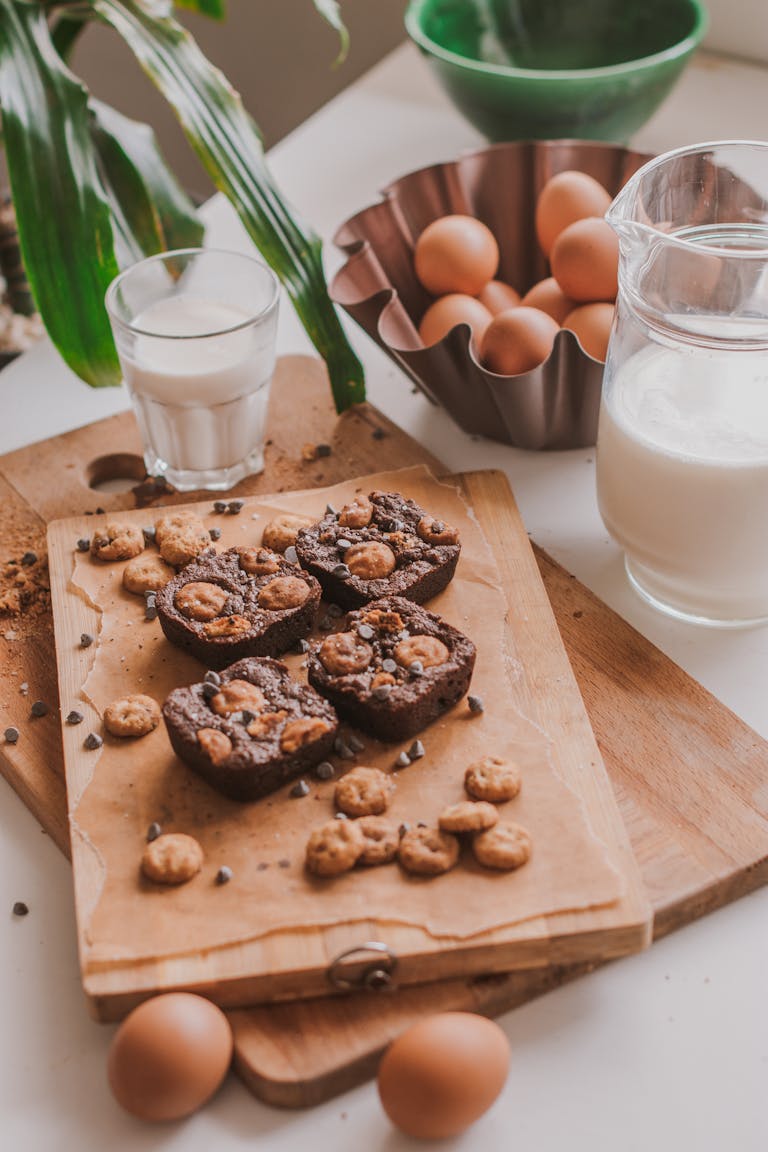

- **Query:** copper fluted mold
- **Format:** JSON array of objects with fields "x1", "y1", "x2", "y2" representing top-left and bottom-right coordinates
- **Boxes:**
[{"x1": 331, "y1": 140, "x2": 652, "y2": 450}]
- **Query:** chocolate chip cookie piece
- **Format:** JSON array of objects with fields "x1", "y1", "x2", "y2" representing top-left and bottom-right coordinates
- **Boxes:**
[
  {"x1": 464, "y1": 755, "x2": 522, "y2": 803},
  {"x1": 472, "y1": 822, "x2": 532, "y2": 871},
  {"x1": 334, "y1": 766, "x2": 395, "y2": 817},
  {"x1": 162, "y1": 656, "x2": 338, "y2": 801},
  {"x1": 155, "y1": 546, "x2": 321, "y2": 669},
  {"x1": 307, "y1": 596, "x2": 476, "y2": 742},
  {"x1": 103, "y1": 693, "x2": 161, "y2": 738},
  {"x1": 397, "y1": 825, "x2": 459, "y2": 876},
  {"x1": 305, "y1": 818, "x2": 365, "y2": 877},
  {"x1": 294, "y1": 490, "x2": 461, "y2": 609},
  {"x1": 141, "y1": 833, "x2": 203, "y2": 885},
  {"x1": 90, "y1": 522, "x2": 145, "y2": 562}
]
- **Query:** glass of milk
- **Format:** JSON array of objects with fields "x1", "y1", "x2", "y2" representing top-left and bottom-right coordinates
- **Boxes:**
[
  {"x1": 596, "y1": 141, "x2": 768, "y2": 626},
  {"x1": 106, "y1": 248, "x2": 280, "y2": 491}
]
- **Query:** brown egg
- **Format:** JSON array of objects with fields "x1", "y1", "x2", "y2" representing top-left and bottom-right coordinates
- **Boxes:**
[
  {"x1": 535, "y1": 170, "x2": 613, "y2": 256},
  {"x1": 519, "y1": 277, "x2": 575, "y2": 325},
  {"x1": 563, "y1": 302, "x2": 616, "y2": 362},
  {"x1": 550, "y1": 217, "x2": 619, "y2": 303},
  {"x1": 414, "y1": 215, "x2": 499, "y2": 296},
  {"x1": 107, "y1": 992, "x2": 233, "y2": 1122},
  {"x1": 377, "y1": 1011, "x2": 510, "y2": 1139},
  {"x1": 419, "y1": 293, "x2": 493, "y2": 348},
  {"x1": 480, "y1": 306, "x2": 560, "y2": 376},
  {"x1": 478, "y1": 279, "x2": 521, "y2": 315}
]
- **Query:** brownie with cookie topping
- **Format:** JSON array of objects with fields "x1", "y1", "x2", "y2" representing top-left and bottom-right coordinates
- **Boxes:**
[
  {"x1": 306, "y1": 595, "x2": 475, "y2": 741},
  {"x1": 163, "y1": 656, "x2": 339, "y2": 801},
  {"x1": 294, "y1": 490, "x2": 461, "y2": 609},
  {"x1": 155, "y1": 545, "x2": 320, "y2": 669}
]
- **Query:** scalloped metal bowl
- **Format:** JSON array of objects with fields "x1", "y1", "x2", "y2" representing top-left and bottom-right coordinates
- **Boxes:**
[{"x1": 331, "y1": 139, "x2": 652, "y2": 450}]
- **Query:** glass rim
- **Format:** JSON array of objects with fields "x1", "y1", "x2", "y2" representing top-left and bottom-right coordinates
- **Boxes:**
[{"x1": 104, "y1": 247, "x2": 281, "y2": 339}]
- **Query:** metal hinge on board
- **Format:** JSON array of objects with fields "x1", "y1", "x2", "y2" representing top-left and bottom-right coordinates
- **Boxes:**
[{"x1": 327, "y1": 941, "x2": 399, "y2": 992}]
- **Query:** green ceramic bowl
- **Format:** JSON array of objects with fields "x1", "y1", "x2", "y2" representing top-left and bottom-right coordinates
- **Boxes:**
[{"x1": 405, "y1": 0, "x2": 707, "y2": 142}]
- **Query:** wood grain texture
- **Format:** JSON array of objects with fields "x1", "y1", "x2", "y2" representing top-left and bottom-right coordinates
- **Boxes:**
[{"x1": 1, "y1": 354, "x2": 767, "y2": 1107}]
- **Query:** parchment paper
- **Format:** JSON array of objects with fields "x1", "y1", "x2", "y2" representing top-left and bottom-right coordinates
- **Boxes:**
[{"x1": 60, "y1": 467, "x2": 623, "y2": 967}]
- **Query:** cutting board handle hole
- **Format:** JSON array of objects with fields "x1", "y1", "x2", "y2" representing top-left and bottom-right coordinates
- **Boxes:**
[{"x1": 86, "y1": 453, "x2": 147, "y2": 494}]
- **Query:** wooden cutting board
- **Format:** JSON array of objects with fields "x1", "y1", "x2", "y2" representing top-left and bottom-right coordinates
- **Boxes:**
[{"x1": 1, "y1": 354, "x2": 767, "y2": 1106}]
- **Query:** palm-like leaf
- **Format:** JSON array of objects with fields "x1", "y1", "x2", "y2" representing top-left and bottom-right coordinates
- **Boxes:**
[{"x1": 93, "y1": 0, "x2": 365, "y2": 410}]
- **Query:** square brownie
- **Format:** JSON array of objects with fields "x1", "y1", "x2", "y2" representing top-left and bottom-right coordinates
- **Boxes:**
[
  {"x1": 163, "y1": 657, "x2": 339, "y2": 801},
  {"x1": 294, "y1": 490, "x2": 461, "y2": 609},
  {"x1": 306, "y1": 596, "x2": 476, "y2": 742},
  {"x1": 155, "y1": 546, "x2": 321, "y2": 669}
]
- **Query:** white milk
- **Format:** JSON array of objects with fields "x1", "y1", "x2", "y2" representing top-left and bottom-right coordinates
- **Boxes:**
[
  {"x1": 121, "y1": 296, "x2": 276, "y2": 485},
  {"x1": 596, "y1": 340, "x2": 768, "y2": 622}
]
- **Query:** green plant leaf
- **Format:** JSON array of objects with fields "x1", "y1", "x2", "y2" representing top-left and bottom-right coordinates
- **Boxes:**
[
  {"x1": 174, "y1": 0, "x2": 227, "y2": 19},
  {"x1": 89, "y1": 98, "x2": 204, "y2": 265},
  {"x1": 0, "y1": 0, "x2": 121, "y2": 385},
  {"x1": 94, "y1": 0, "x2": 365, "y2": 411},
  {"x1": 313, "y1": 1, "x2": 350, "y2": 65}
]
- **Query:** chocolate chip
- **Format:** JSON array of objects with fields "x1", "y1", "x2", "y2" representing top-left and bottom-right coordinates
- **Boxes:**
[
  {"x1": 357, "y1": 624, "x2": 374, "y2": 640},
  {"x1": 84, "y1": 732, "x2": 103, "y2": 750},
  {"x1": 4, "y1": 727, "x2": 19, "y2": 744},
  {"x1": 337, "y1": 538, "x2": 352, "y2": 551},
  {"x1": 372, "y1": 427, "x2": 386, "y2": 440},
  {"x1": 290, "y1": 779, "x2": 310, "y2": 798},
  {"x1": 318, "y1": 615, "x2": 334, "y2": 632},
  {"x1": 284, "y1": 545, "x2": 298, "y2": 565},
  {"x1": 146, "y1": 822, "x2": 162, "y2": 842},
  {"x1": 372, "y1": 684, "x2": 392, "y2": 702},
  {"x1": 30, "y1": 700, "x2": 48, "y2": 718},
  {"x1": 407, "y1": 739, "x2": 425, "y2": 760},
  {"x1": 293, "y1": 638, "x2": 310, "y2": 654},
  {"x1": 334, "y1": 737, "x2": 355, "y2": 760},
  {"x1": 144, "y1": 603, "x2": 158, "y2": 621},
  {"x1": 79, "y1": 633, "x2": 94, "y2": 649},
  {"x1": 332, "y1": 563, "x2": 351, "y2": 579},
  {"x1": 209, "y1": 527, "x2": 222, "y2": 541},
  {"x1": 316, "y1": 443, "x2": 332, "y2": 458},
  {"x1": 12, "y1": 901, "x2": 29, "y2": 917},
  {"x1": 65, "y1": 710, "x2": 84, "y2": 725},
  {"x1": 142, "y1": 526, "x2": 156, "y2": 545},
  {"x1": 226, "y1": 500, "x2": 244, "y2": 515},
  {"x1": 381, "y1": 658, "x2": 397, "y2": 674},
  {"x1": 21, "y1": 551, "x2": 37, "y2": 567},
  {"x1": 468, "y1": 695, "x2": 485, "y2": 714},
  {"x1": 431, "y1": 521, "x2": 445, "y2": 535},
  {"x1": 144, "y1": 589, "x2": 156, "y2": 601},
  {"x1": 398, "y1": 822, "x2": 410, "y2": 837},
  {"x1": 409, "y1": 661, "x2": 424, "y2": 677},
  {"x1": 327, "y1": 603, "x2": 344, "y2": 618},
  {"x1": 347, "y1": 732, "x2": 365, "y2": 753},
  {"x1": 325, "y1": 504, "x2": 338, "y2": 516},
  {"x1": 278, "y1": 858, "x2": 290, "y2": 868},
  {"x1": 215, "y1": 865, "x2": 233, "y2": 885},
  {"x1": 315, "y1": 761, "x2": 335, "y2": 780},
  {"x1": 213, "y1": 500, "x2": 228, "y2": 514},
  {"x1": 75, "y1": 537, "x2": 91, "y2": 553},
  {"x1": 202, "y1": 682, "x2": 219, "y2": 701},
  {"x1": 240, "y1": 709, "x2": 256, "y2": 725},
  {"x1": 204, "y1": 670, "x2": 221, "y2": 685},
  {"x1": 395, "y1": 751, "x2": 411, "y2": 768}
]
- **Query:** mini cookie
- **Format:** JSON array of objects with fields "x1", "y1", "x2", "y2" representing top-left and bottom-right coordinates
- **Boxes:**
[
  {"x1": 122, "y1": 552, "x2": 175, "y2": 595},
  {"x1": 90, "y1": 522, "x2": 144, "y2": 562},
  {"x1": 295, "y1": 490, "x2": 461, "y2": 609},
  {"x1": 356, "y1": 816, "x2": 399, "y2": 866},
  {"x1": 141, "y1": 832, "x2": 203, "y2": 885},
  {"x1": 155, "y1": 511, "x2": 211, "y2": 568},
  {"x1": 472, "y1": 822, "x2": 532, "y2": 871},
  {"x1": 103, "y1": 693, "x2": 161, "y2": 738},
  {"x1": 464, "y1": 756, "x2": 522, "y2": 803},
  {"x1": 397, "y1": 826, "x2": 459, "y2": 876},
  {"x1": 305, "y1": 818, "x2": 365, "y2": 877},
  {"x1": 438, "y1": 800, "x2": 499, "y2": 834},
  {"x1": 262, "y1": 513, "x2": 315, "y2": 554},
  {"x1": 334, "y1": 766, "x2": 394, "y2": 817}
]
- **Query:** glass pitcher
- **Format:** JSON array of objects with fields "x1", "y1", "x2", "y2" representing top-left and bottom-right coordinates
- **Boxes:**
[{"x1": 596, "y1": 140, "x2": 768, "y2": 626}]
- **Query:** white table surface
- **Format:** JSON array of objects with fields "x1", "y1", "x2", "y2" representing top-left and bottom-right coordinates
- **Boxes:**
[{"x1": 2, "y1": 41, "x2": 767, "y2": 1151}]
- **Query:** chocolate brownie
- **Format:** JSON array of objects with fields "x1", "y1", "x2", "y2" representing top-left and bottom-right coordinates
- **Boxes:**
[
  {"x1": 155, "y1": 546, "x2": 320, "y2": 669},
  {"x1": 294, "y1": 490, "x2": 461, "y2": 609},
  {"x1": 306, "y1": 596, "x2": 476, "y2": 742},
  {"x1": 163, "y1": 657, "x2": 339, "y2": 801}
]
